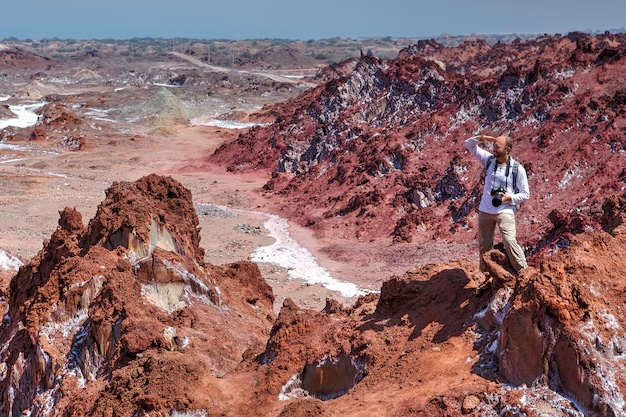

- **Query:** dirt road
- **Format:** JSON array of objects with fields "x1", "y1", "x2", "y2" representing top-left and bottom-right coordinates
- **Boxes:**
[{"x1": 171, "y1": 52, "x2": 319, "y2": 88}]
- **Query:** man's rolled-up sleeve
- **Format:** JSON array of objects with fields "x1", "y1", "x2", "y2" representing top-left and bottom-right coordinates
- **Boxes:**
[{"x1": 465, "y1": 136, "x2": 492, "y2": 168}]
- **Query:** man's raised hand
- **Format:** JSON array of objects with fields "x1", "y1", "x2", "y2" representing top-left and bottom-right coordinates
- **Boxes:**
[{"x1": 476, "y1": 134, "x2": 496, "y2": 142}]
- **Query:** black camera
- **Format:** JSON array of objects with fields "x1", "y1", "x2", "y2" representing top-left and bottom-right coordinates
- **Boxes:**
[{"x1": 490, "y1": 187, "x2": 506, "y2": 207}]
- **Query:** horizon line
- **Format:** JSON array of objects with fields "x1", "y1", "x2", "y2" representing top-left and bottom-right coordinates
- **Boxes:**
[{"x1": 1, "y1": 28, "x2": 625, "y2": 43}]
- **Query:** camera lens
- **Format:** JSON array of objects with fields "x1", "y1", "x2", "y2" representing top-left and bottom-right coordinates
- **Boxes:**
[{"x1": 492, "y1": 194, "x2": 502, "y2": 207}]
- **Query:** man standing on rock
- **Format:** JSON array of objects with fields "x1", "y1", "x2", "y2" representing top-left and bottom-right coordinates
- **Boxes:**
[{"x1": 465, "y1": 135, "x2": 529, "y2": 272}]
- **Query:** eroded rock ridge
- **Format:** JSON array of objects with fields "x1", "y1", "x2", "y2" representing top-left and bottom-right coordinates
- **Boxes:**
[{"x1": 212, "y1": 33, "x2": 626, "y2": 251}]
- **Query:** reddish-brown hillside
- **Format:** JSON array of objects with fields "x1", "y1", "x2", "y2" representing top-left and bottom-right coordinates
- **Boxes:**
[
  {"x1": 258, "y1": 190, "x2": 626, "y2": 417},
  {"x1": 211, "y1": 33, "x2": 626, "y2": 256},
  {"x1": 0, "y1": 47, "x2": 55, "y2": 70},
  {"x1": 1, "y1": 174, "x2": 626, "y2": 416}
]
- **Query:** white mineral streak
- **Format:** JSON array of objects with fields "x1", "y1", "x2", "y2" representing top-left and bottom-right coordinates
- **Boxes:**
[
  {"x1": 0, "y1": 158, "x2": 27, "y2": 164},
  {"x1": 196, "y1": 119, "x2": 270, "y2": 129},
  {"x1": 153, "y1": 82, "x2": 181, "y2": 88},
  {"x1": 170, "y1": 411, "x2": 207, "y2": 417},
  {"x1": 0, "y1": 102, "x2": 44, "y2": 130},
  {"x1": 278, "y1": 373, "x2": 305, "y2": 400},
  {"x1": 578, "y1": 312, "x2": 626, "y2": 413},
  {"x1": 85, "y1": 108, "x2": 116, "y2": 122},
  {"x1": 250, "y1": 214, "x2": 372, "y2": 298},
  {"x1": 0, "y1": 249, "x2": 22, "y2": 270},
  {"x1": 39, "y1": 311, "x2": 89, "y2": 342}
]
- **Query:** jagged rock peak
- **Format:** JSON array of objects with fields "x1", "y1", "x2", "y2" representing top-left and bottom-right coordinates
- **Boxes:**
[
  {"x1": 82, "y1": 173, "x2": 205, "y2": 263},
  {"x1": 0, "y1": 174, "x2": 275, "y2": 416}
]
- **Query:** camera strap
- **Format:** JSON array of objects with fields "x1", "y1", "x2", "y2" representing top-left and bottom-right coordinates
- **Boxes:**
[{"x1": 492, "y1": 156, "x2": 511, "y2": 190}]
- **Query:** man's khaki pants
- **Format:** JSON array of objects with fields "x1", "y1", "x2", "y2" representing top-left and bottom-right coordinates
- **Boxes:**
[{"x1": 478, "y1": 211, "x2": 528, "y2": 271}]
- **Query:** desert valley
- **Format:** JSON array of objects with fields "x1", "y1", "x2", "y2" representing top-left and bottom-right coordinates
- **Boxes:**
[{"x1": 0, "y1": 33, "x2": 626, "y2": 416}]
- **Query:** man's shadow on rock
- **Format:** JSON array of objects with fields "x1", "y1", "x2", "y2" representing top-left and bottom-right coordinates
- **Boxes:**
[{"x1": 359, "y1": 268, "x2": 488, "y2": 343}]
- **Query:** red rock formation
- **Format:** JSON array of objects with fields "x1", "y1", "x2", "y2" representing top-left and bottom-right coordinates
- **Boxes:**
[
  {"x1": 246, "y1": 192, "x2": 626, "y2": 416},
  {"x1": 314, "y1": 57, "x2": 359, "y2": 83},
  {"x1": 1, "y1": 175, "x2": 626, "y2": 415},
  {"x1": 5, "y1": 102, "x2": 92, "y2": 145},
  {"x1": 211, "y1": 33, "x2": 626, "y2": 255},
  {"x1": 495, "y1": 192, "x2": 626, "y2": 416},
  {"x1": 0, "y1": 175, "x2": 274, "y2": 416},
  {"x1": 37, "y1": 102, "x2": 87, "y2": 132}
]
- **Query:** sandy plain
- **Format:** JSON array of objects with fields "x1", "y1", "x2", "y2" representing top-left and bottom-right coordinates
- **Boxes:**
[{"x1": 0, "y1": 119, "x2": 389, "y2": 313}]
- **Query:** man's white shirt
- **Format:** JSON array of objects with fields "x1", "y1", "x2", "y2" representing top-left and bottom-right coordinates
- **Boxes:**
[{"x1": 465, "y1": 136, "x2": 530, "y2": 215}]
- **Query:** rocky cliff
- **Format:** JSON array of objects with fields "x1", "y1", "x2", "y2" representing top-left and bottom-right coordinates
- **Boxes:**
[{"x1": 211, "y1": 32, "x2": 626, "y2": 253}]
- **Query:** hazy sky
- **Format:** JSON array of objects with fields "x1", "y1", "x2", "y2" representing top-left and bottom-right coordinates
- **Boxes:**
[{"x1": 2, "y1": 0, "x2": 625, "y2": 40}]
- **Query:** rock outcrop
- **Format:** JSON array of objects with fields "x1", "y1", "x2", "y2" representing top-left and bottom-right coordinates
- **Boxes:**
[
  {"x1": 491, "y1": 191, "x2": 626, "y2": 416},
  {"x1": 211, "y1": 33, "x2": 626, "y2": 252},
  {"x1": 249, "y1": 191, "x2": 626, "y2": 416},
  {"x1": 0, "y1": 104, "x2": 16, "y2": 119},
  {"x1": 3, "y1": 102, "x2": 91, "y2": 145},
  {"x1": 0, "y1": 174, "x2": 274, "y2": 416}
]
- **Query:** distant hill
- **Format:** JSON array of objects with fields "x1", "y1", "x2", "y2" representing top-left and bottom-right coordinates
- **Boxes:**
[{"x1": 0, "y1": 47, "x2": 54, "y2": 70}]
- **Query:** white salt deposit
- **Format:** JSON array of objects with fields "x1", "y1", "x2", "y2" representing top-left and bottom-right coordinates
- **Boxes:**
[
  {"x1": 85, "y1": 108, "x2": 116, "y2": 122},
  {"x1": 599, "y1": 311, "x2": 621, "y2": 330},
  {"x1": 197, "y1": 119, "x2": 270, "y2": 129},
  {"x1": 250, "y1": 214, "x2": 371, "y2": 298},
  {"x1": 278, "y1": 373, "x2": 305, "y2": 400},
  {"x1": 170, "y1": 411, "x2": 207, "y2": 417},
  {"x1": 0, "y1": 249, "x2": 22, "y2": 270},
  {"x1": 153, "y1": 82, "x2": 181, "y2": 88},
  {"x1": 0, "y1": 142, "x2": 26, "y2": 151},
  {"x1": 163, "y1": 326, "x2": 176, "y2": 339},
  {"x1": 44, "y1": 171, "x2": 69, "y2": 178},
  {"x1": 0, "y1": 158, "x2": 27, "y2": 164},
  {"x1": 39, "y1": 311, "x2": 89, "y2": 342},
  {"x1": 38, "y1": 389, "x2": 56, "y2": 416},
  {"x1": 0, "y1": 102, "x2": 44, "y2": 130},
  {"x1": 161, "y1": 258, "x2": 213, "y2": 296},
  {"x1": 0, "y1": 95, "x2": 10, "y2": 101}
]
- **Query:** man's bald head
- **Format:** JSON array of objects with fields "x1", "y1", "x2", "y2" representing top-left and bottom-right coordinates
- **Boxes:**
[
  {"x1": 493, "y1": 136, "x2": 512, "y2": 162},
  {"x1": 496, "y1": 136, "x2": 512, "y2": 151}
]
